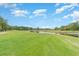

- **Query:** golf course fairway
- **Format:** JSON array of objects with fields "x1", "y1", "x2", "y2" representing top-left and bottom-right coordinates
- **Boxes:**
[{"x1": 0, "y1": 31, "x2": 79, "y2": 56}]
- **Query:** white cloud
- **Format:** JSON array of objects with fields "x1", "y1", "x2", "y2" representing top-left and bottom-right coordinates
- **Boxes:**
[
  {"x1": 33, "y1": 9, "x2": 47, "y2": 16},
  {"x1": 11, "y1": 9, "x2": 29, "y2": 17},
  {"x1": 63, "y1": 10, "x2": 79, "y2": 19},
  {"x1": 72, "y1": 19, "x2": 79, "y2": 23},
  {"x1": 70, "y1": 11, "x2": 79, "y2": 19},
  {"x1": 63, "y1": 15, "x2": 69, "y2": 19},
  {"x1": 55, "y1": 3, "x2": 60, "y2": 6},
  {"x1": 56, "y1": 3, "x2": 79, "y2": 14},
  {"x1": 40, "y1": 26, "x2": 52, "y2": 28},
  {"x1": 63, "y1": 10, "x2": 79, "y2": 23},
  {"x1": 63, "y1": 14, "x2": 71, "y2": 19},
  {"x1": 0, "y1": 3, "x2": 17, "y2": 8}
]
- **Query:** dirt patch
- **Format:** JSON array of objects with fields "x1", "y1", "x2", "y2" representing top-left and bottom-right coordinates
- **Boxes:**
[
  {"x1": 39, "y1": 31, "x2": 57, "y2": 35},
  {"x1": 0, "y1": 32, "x2": 7, "y2": 35}
]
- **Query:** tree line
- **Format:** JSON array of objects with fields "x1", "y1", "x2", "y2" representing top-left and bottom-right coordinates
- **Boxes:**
[
  {"x1": 0, "y1": 16, "x2": 51, "y2": 32},
  {"x1": 0, "y1": 16, "x2": 8, "y2": 31},
  {"x1": 0, "y1": 16, "x2": 34, "y2": 31},
  {"x1": 54, "y1": 21, "x2": 79, "y2": 31},
  {"x1": 0, "y1": 16, "x2": 79, "y2": 32}
]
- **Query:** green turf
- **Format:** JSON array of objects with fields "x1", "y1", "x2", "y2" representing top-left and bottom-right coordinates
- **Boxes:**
[{"x1": 0, "y1": 30, "x2": 79, "y2": 56}]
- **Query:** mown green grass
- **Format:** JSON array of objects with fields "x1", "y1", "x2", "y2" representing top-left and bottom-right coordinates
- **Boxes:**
[{"x1": 0, "y1": 30, "x2": 79, "y2": 56}]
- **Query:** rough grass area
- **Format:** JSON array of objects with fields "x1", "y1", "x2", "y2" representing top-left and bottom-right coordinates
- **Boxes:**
[{"x1": 0, "y1": 30, "x2": 79, "y2": 56}]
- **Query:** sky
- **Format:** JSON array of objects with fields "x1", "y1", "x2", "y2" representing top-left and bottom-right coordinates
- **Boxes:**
[{"x1": 0, "y1": 3, "x2": 79, "y2": 28}]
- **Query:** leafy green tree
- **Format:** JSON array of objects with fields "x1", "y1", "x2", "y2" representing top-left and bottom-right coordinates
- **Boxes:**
[
  {"x1": 0, "y1": 16, "x2": 8, "y2": 31},
  {"x1": 57, "y1": 20, "x2": 79, "y2": 31}
]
